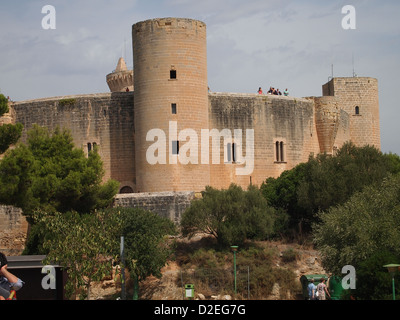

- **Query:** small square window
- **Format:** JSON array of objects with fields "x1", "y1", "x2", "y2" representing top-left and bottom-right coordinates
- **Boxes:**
[
  {"x1": 172, "y1": 140, "x2": 179, "y2": 155},
  {"x1": 170, "y1": 70, "x2": 177, "y2": 79},
  {"x1": 171, "y1": 103, "x2": 177, "y2": 114}
]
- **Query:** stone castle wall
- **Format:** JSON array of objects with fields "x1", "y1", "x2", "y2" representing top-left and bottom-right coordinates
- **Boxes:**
[
  {"x1": 8, "y1": 79, "x2": 378, "y2": 194},
  {"x1": 12, "y1": 92, "x2": 136, "y2": 192},
  {"x1": 208, "y1": 93, "x2": 320, "y2": 189},
  {"x1": 0, "y1": 205, "x2": 28, "y2": 256},
  {"x1": 10, "y1": 91, "x2": 325, "y2": 193},
  {"x1": 0, "y1": 192, "x2": 196, "y2": 255},
  {"x1": 114, "y1": 191, "x2": 197, "y2": 224}
]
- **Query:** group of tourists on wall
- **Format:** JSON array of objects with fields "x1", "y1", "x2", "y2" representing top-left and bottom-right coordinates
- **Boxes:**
[{"x1": 258, "y1": 87, "x2": 289, "y2": 96}]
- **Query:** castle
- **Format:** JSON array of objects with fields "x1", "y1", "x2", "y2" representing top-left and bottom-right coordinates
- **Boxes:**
[{"x1": 5, "y1": 18, "x2": 381, "y2": 195}]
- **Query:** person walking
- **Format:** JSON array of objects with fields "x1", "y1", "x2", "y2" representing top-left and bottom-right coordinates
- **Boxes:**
[
  {"x1": 316, "y1": 278, "x2": 330, "y2": 300},
  {"x1": 307, "y1": 278, "x2": 317, "y2": 300}
]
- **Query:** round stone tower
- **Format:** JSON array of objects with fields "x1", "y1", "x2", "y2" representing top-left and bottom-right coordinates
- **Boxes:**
[
  {"x1": 106, "y1": 57, "x2": 134, "y2": 92},
  {"x1": 132, "y1": 18, "x2": 210, "y2": 192}
]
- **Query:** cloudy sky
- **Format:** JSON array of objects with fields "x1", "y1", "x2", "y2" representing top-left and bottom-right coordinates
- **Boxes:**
[{"x1": 0, "y1": 0, "x2": 399, "y2": 155}]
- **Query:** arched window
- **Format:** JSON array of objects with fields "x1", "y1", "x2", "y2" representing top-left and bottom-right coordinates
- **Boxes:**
[
  {"x1": 227, "y1": 142, "x2": 237, "y2": 163},
  {"x1": 274, "y1": 140, "x2": 286, "y2": 163},
  {"x1": 355, "y1": 106, "x2": 360, "y2": 115}
]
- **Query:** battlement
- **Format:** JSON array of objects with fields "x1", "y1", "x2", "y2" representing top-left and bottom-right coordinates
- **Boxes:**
[
  {"x1": 323, "y1": 77, "x2": 378, "y2": 96},
  {"x1": 132, "y1": 17, "x2": 206, "y2": 38},
  {"x1": 12, "y1": 92, "x2": 114, "y2": 105},
  {"x1": 209, "y1": 91, "x2": 310, "y2": 103}
]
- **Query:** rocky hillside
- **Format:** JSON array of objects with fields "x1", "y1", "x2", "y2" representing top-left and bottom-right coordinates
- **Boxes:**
[{"x1": 90, "y1": 235, "x2": 328, "y2": 300}]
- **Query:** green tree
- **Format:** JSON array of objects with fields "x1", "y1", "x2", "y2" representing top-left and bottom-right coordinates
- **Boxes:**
[
  {"x1": 355, "y1": 250, "x2": 400, "y2": 300},
  {"x1": 181, "y1": 184, "x2": 277, "y2": 247},
  {"x1": 298, "y1": 142, "x2": 395, "y2": 216},
  {"x1": 117, "y1": 207, "x2": 177, "y2": 299},
  {"x1": 0, "y1": 93, "x2": 23, "y2": 153},
  {"x1": 0, "y1": 124, "x2": 119, "y2": 217},
  {"x1": 383, "y1": 152, "x2": 400, "y2": 175},
  {"x1": 0, "y1": 93, "x2": 8, "y2": 116},
  {"x1": 261, "y1": 142, "x2": 400, "y2": 233},
  {"x1": 261, "y1": 163, "x2": 307, "y2": 228},
  {"x1": 37, "y1": 209, "x2": 123, "y2": 300},
  {"x1": 313, "y1": 174, "x2": 400, "y2": 276}
]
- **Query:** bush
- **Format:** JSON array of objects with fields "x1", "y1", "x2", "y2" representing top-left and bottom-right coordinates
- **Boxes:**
[
  {"x1": 261, "y1": 142, "x2": 400, "y2": 234},
  {"x1": 313, "y1": 174, "x2": 400, "y2": 275},
  {"x1": 354, "y1": 250, "x2": 400, "y2": 300},
  {"x1": 59, "y1": 98, "x2": 76, "y2": 106},
  {"x1": 181, "y1": 184, "x2": 277, "y2": 248},
  {"x1": 281, "y1": 248, "x2": 299, "y2": 263}
]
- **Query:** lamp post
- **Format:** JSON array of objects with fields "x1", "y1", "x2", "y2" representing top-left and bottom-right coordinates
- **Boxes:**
[
  {"x1": 120, "y1": 236, "x2": 126, "y2": 300},
  {"x1": 383, "y1": 264, "x2": 400, "y2": 300},
  {"x1": 231, "y1": 246, "x2": 238, "y2": 295}
]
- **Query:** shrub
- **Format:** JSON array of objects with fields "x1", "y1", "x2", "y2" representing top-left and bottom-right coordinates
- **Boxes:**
[
  {"x1": 181, "y1": 184, "x2": 277, "y2": 248},
  {"x1": 281, "y1": 248, "x2": 299, "y2": 263}
]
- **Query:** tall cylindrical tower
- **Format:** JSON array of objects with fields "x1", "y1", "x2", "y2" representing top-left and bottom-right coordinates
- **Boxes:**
[{"x1": 132, "y1": 18, "x2": 210, "y2": 192}]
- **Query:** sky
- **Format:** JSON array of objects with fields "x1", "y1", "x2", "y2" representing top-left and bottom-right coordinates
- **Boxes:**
[{"x1": 0, "y1": 0, "x2": 399, "y2": 155}]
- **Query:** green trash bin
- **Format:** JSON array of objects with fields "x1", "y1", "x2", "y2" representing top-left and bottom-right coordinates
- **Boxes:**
[
  {"x1": 185, "y1": 284, "x2": 194, "y2": 299},
  {"x1": 300, "y1": 274, "x2": 328, "y2": 300},
  {"x1": 329, "y1": 275, "x2": 344, "y2": 300}
]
